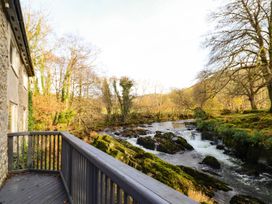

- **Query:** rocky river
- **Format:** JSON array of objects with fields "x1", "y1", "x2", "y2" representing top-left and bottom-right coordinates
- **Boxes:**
[{"x1": 104, "y1": 120, "x2": 272, "y2": 203}]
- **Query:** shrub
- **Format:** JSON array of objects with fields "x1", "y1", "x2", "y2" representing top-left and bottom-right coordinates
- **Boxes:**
[
  {"x1": 196, "y1": 119, "x2": 218, "y2": 132},
  {"x1": 194, "y1": 107, "x2": 208, "y2": 119}
]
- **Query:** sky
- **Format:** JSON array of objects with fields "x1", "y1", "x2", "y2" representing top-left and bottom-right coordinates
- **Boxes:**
[{"x1": 24, "y1": 0, "x2": 218, "y2": 93}]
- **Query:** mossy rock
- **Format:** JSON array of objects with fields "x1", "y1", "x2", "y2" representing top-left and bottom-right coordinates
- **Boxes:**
[
  {"x1": 216, "y1": 144, "x2": 225, "y2": 150},
  {"x1": 137, "y1": 136, "x2": 156, "y2": 150},
  {"x1": 120, "y1": 128, "x2": 148, "y2": 138},
  {"x1": 178, "y1": 165, "x2": 231, "y2": 197},
  {"x1": 134, "y1": 128, "x2": 149, "y2": 135},
  {"x1": 157, "y1": 140, "x2": 180, "y2": 154},
  {"x1": 230, "y1": 195, "x2": 265, "y2": 204},
  {"x1": 201, "y1": 156, "x2": 221, "y2": 169},
  {"x1": 92, "y1": 140, "x2": 108, "y2": 152},
  {"x1": 154, "y1": 131, "x2": 175, "y2": 139},
  {"x1": 120, "y1": 129, "x2": 138, "y2": 137},
  {"x1": 154, "y1": 132, "x2": 194, "y2": 154},
  {"x1": 175, "y1": 137, "x2": 194, "y2": 150}
]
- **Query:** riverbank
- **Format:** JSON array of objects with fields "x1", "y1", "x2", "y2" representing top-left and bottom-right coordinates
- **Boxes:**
[{"x1": 196, "y1": 112, "x2": 272, "y2": 170}]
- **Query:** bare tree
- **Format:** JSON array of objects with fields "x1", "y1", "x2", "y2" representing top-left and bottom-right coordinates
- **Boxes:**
[
  {"x1": 170, "y1": 89, "x2": 195, "y2": 111},
  {"x1": 226, "y1": 66, "x2": 267, "y2": 110},
  {"x1": 24, "y1": 7, "x2": 52, "y2": 95},
  {"x1": 205, "y1": 0, "x2": 272, "y2": 112},
  {"x1": 52, "y1": 35, "x2": 97, "y2": 107}
]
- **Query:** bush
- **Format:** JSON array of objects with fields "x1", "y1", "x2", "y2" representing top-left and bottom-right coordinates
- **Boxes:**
[
  {"x1": 194, "y1": 107, "x2": 208, "y2": 119},
  {"x1": 196, "y1": 119, "x2": 218, "y2": 132}
]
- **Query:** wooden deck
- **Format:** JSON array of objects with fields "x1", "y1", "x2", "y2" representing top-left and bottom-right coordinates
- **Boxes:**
[{"x1": 0, "y1": 173, "x2": 68, "y2": 204}]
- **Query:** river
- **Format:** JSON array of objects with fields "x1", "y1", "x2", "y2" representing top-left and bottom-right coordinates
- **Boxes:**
[{"x1": 105, "y1": 120, "x2": 272, "y2": 203}]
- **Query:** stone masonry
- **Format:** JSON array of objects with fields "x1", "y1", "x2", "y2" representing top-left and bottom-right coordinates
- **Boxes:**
[{"x1": 0, "y1": 2, "x2": 9, "y2": 187}]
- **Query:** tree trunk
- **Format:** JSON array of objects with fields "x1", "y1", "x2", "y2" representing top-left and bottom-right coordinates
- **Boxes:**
[
  {"x1": 249, "y1": 95, "x2": 257, "y2": 110},
  {"x1": 267, "y1": 82, "x2": 272, "y2": 112}
]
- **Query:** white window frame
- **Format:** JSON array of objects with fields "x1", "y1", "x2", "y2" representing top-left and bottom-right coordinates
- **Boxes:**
[
  {"x1": 10, "y1": 41, "x2": 20, "y2": 77},
  {"x1": 8, "y1": 102, "x2": 18, "y2": 133}
]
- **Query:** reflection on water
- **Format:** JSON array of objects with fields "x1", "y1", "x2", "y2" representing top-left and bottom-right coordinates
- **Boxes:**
[{"x1": 107, "y1": 120, "x2": 272, "y2": 203}]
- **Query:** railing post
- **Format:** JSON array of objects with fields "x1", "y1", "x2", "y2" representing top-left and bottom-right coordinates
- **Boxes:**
[
  {"x1": 27, "y1": 135, "x2": 33, "y2": 169},
  {"x1": 8, "y1": 136, "x2": 13, "y2": 171}
]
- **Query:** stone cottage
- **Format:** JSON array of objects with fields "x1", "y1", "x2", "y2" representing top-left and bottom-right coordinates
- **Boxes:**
[{"x1": 0, "y1": 0, "x2": 34, "y2": 186}]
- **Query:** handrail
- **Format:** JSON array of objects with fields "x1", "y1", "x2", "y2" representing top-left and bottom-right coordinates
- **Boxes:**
[{"x1": 8, "y1": 131, "x2": 197, "y2": 204}]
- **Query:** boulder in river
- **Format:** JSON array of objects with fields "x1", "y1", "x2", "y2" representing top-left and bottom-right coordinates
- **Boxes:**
[
  {"x1": 136, "y1": 136, "x2": 156, "y2": 150},
  {"x1": 201, "y1": 155, "x2": 221, "y2": 169},
  {"x1": 136, "y1": 132, "x2": 193, "y2": 154},
  {"x1": 230, "y1": 195, "x2": 265, "y2": 204},
  {"x1": 178, "y1": 165, "x2": 231, "y2": 196},
  {"x1": 120, "y1": 128, "x2": 148, "y2": 138},
  {"x1": 155, "y1": 132, "x2": 194, "y2": 154},
  {"x1": 216, "y1": 144, "x2": 225, "y2": 150}
]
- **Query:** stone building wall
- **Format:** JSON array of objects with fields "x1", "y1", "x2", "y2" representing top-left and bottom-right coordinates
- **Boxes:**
[{"x1": 0, "y1": 2, "x2": 9, "y2": 187}]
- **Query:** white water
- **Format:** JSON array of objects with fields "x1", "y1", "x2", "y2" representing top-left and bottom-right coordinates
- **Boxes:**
[{"x1": 105, "y1": 120, "x2": 272, "y2": 203}]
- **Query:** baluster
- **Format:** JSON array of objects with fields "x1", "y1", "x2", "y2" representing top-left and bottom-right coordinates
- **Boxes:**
[
  {"x1": 22, "y1": 135, "x2": 25, "y2": 169},
  {"x1": 91, "y1": 165, "x2": 99, "y2": 204},
  {"x1": 105, "y1": 176, "x2": 108, "y2": 204},
  {"x1": 124, "y1": 193, "x2": 129, "y2": 204},
  {"x1": 57, "y1": 134, "x2": 60, "y2": 170},
  {"x1": 79, "y1": 152, "x2": 82, "y2": 204},
  {"x1": 37, "y1": 135, "x2": 39, "y2": 169},
  {"x1": 49, "y1": 135, "x2": 52, "y2": 170},
  {"x1": 44, "y1": 135, "x2": 47, "y2": 170},
  {"x1": 31, "y1": 134, "x2": 35, "y2": 168},
  {"x1": 17, "y1": 136, "x2": 20, "y2": 169},
  {"x1": 97, "y1": 170, "x2": 101, "y2": 204},
  {"x1": 110, "y1": 181, "x2": 115, "y2": 204},
  {"x1": 39, "y1": 135, "x2": 43, "y2": 169},
  {"x1": 53, "y1": 134, "x2": 56, "y2": 170},
  {"x1": 27, "y1": 135, "x2": 33, "y2": 169},
  {"x1": 117, "y1": 186, "x2": 122, "y2": 204},
  {"x1": 8, "y1": 136, "x2": 13, "y2": 171}
]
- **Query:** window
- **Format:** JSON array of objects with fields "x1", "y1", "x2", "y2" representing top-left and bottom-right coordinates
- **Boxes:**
[
  {"x1": 22, "y1": 108, "x2": 28, "y2": 131},
  {"x1": 8, "y1": 102, "x2": 18, "y2": 133},
  {"x1": 23, "y1": 68, "x2": 28, "y2": 89},
  {"x1": 10, "y1": 42, "x2": 20, "y2": 76}
]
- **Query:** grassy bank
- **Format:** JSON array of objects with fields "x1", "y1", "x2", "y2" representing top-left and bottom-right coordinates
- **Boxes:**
[
  {"x1": 89, "y1": 133, "x2": 231, "y2": 204},
  {"x1": 196, "y1": 112, "x2": 272, "y2": 165}
]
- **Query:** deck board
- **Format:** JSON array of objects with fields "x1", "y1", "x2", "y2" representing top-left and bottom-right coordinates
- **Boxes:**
[{"x1": 0, "y1": 173, "x2": 68, "y2": 204}]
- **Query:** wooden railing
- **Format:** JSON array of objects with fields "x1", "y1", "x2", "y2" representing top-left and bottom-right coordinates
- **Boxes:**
[
  {"x1": 8, "y1": 131, "x2": 61, "y2": 172},
  {"x1": 8, "y1": 131, "x2": 196, "y2": 204}
]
